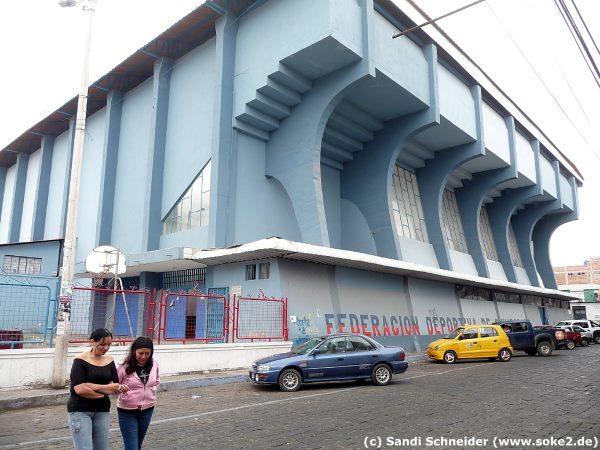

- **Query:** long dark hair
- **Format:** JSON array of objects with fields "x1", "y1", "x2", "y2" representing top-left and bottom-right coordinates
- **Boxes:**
[
  {"x1": 89, "y1": 328, "x2": 113, "y2": 342},
  {"x1": 123, "y1": 337, "x2": 154, "y2": 375}
]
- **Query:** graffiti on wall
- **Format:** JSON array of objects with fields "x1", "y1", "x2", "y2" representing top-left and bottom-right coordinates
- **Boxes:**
[{"x1": 292, "y1": 313, "x2": 321, "y2": 345}]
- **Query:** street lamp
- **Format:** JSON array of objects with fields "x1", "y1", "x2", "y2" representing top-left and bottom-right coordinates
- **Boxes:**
[{"x1": 51, "y1": 0, "x2": 97, "y2": 388}]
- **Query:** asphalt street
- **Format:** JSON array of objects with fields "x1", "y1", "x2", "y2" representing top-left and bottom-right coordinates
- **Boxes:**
[{"x1": 1, "y1": 345, "x2": 598, "y2": 450}]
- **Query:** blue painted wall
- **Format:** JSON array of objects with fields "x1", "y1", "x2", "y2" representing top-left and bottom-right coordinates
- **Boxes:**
[
  {"x1": 76, "y1": 110, "x2": 106, "y2": 263},
  {"x1": 44, "y1": 131, "x2": 71, "y2": 240},
  {"x1": 19, "y1": 149, "x2": 41, "y2": 241},
  {"x1": 111, "y1": 78, "x2": 153, "y2": 255},
  {"x1": 162, "y1": 43, "x2": 216, "y2": 218}
]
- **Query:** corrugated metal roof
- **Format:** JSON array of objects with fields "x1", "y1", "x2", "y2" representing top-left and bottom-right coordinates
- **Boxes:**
[{"x1": 192, "y1": 237, "x2": 577, "y2": 301}]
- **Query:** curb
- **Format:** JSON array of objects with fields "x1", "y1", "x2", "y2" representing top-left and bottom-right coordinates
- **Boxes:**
[{"x1": 0, "y1": 354, "x2": 429, "y2": 411}]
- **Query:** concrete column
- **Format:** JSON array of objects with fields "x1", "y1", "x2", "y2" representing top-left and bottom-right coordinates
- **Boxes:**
[
  {"x1": 60, "y1": 118, "x2": 76, "y2": 237},
  {"x1": 341, "y1": 44, "x2": 439, "y2": 259},
  {"x1": 142, "y1": 58, "x2": 173, "y2": 251},
  {"x1": 0, "y1": 167, "x2": 6, "y2": 224},
  {"x1": 8, "y1": 153, "x2": 29, "y2": 243},
  {"x1": 96, "y1": 90, "x2": 123, "y2": 246},
  {"x1": 532, "y1": 176, "x2": 578, "y2": 289},
  {"x1": 486, "y1": 140, "x2": 543, "y2": 283},
  {"x1": 416, "y1": 84, "x2": 485, "y2": 270},
  {"x1": 266, "y1": 62, "x2": 372, "y2": 247},
  {"x1": 32, "y1": 136, "x2": 55, "y2": 241},
  {"x1": 486, "y1": 185, "x2": 542, "y2": 283},
  {"x1": 209, "y1": 12, "x2": 239, "y2": 249},
  {"x1": 454, "y1": 116, "x2": 518, "y2": 277},
  {"x1": 511, "y1": 159, "x2": 563, "y2": 287}
]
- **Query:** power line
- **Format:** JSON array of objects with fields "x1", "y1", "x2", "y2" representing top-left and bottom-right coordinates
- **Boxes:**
[
  {"x1": 392, "y1": 0, "x2": 486, "y2": 39},
  {"x1": 554, "y1": 0, "x2": 600, "y2": 88},
  {"x1": 485, "y1": 1, "x2": 600, "y2": 163}
]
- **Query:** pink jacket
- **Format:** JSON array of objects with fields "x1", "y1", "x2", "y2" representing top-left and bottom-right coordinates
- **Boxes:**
[{"x1": 117, "y1": 360, "x2": 160, "y2": 411}]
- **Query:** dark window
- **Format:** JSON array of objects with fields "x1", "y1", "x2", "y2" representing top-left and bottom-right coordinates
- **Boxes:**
[
  {"x1": 512, "y1": 322, "x2": 529, "y2": 332},
  {"x1": 347, "y1": 336, "x2": 375, "y2": 352},
  {"x1": 258, "y1": 262, "x2": 270, "y2": 280},
  {"x1": 462, "y1": 328, "x2": 478, "y2": 340},
  {"x1": 245, "y1": 264, "x2": 256, "y2": 281},
  {"x1": 3, "y1": 255, "x2": 42, "y2": 275}
]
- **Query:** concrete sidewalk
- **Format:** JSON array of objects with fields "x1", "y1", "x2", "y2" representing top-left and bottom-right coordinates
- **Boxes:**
[{"x1": 0, "y1": 353, "x2": 428, "y2": 411}]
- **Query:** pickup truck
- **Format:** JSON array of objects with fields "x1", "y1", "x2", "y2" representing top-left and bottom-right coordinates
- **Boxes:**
[
  {"x1": 534, "y1": 325, "x2": 580, "y2": 350},
  {"x1": 555, "y1": 319, "x2": 600, "y2": 344},
  {"x1": 494, "y1": 320, "x2": 556, "y2": 356}
]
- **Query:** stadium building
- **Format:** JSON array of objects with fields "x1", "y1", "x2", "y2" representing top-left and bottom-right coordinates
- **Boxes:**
[{"x1": 0, "y1": 0, "x2": 581, "y2": 351}]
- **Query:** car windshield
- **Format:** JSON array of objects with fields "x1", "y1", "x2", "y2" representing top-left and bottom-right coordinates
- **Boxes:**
[
  {"x1": 555, "y1": 321, "x2": 569, "y2": 327},
  {"x1": 444, "y1": 328, "x2": 464, "y2": 339},
  {"x1": 291, "y1": 337, "x2": 326, "y2": 355}
]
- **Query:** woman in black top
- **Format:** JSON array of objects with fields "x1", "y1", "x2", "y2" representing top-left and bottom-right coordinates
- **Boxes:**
[{"x1": 67, "y1": 328, "x2": 128, "y2": 450}]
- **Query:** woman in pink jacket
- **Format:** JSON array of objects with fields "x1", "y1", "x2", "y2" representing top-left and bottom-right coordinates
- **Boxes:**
[{"x1": 117, "y1": 337, "x2": 160, "y2": 450}]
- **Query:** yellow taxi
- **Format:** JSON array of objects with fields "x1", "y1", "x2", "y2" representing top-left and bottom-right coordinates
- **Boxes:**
[{"x1": 427, "y1": 324, "x2": 513, "y2": 364}]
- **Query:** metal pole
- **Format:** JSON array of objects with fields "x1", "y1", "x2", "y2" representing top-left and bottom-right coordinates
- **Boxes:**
[{"x1": 52, "y1": 0, "x2": 96, "y2": 388}]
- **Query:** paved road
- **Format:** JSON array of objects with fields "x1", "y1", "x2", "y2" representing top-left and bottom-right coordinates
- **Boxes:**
[{"x1": 1, "y1": 345, "x2": 599, "y2": 450}]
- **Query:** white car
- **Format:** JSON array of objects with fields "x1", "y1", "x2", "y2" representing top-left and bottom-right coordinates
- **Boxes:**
[
  {"x1": 556, "y1": 320, "x2": 600, "y2": 344},
  {"x1": 559, "y1": 325, "x2": 591, "y2": 346}
]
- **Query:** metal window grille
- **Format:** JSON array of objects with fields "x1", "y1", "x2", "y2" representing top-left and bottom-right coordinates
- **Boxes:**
[
  {"x1": 162, "y1": 269, "x2": 206, "y2": 290},
  {"x1": 162, "y1": 160, "x2": 211, "y2": 235},
  {"x1": 391, "y1": 166, "x2": 428, "y2": 242},
  {"x1": 3, "y1": 255, "x2": 42, "y2": 275},
  {"x1": 479, "y1": 206, "x2": 499, "y2": 261},
  {"x1": 441, "y1": 189, "x2": 468, "y2": 253}
]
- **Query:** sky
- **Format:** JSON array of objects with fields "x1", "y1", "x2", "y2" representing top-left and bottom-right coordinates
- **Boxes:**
[{"x1": 0, "y1": 0, "x2": 598, "y2": 267}]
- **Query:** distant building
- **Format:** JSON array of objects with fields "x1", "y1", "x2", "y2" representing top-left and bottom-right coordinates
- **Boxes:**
[{"x1": 554, "y1": 257, "x2": 600, "y2": 301}]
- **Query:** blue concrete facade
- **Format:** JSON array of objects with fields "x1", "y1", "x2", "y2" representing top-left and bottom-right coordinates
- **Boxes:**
[{"x1": 0, "y1": 0, "x2": 581, "y2": 347}]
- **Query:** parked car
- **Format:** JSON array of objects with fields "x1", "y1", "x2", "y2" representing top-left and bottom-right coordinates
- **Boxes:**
[
  {"x1": 555, "y1": 320, "x2": 600, "y2": 344},
  {"x1": 426, "y1": 324, "x2": 512, "y2": 364},
  {"x1": 493, "y1": 320, "x2": 556, "y2": 356},
  {"x1": 249, "y1": 334, "x2": 409, "y2": 392},
  {"x1": 534, "y1": 325, "x2": 580, "y2": 350},
  {"x1": 559, "y1": 325, "x2": 591, "y2": 346}
]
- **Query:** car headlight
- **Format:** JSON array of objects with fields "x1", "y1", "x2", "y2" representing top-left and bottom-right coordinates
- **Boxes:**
[
  {"x1": 257, "y1": 365, "x2": 270, "y2": 371},
  {"x1": 434, "y1": 346, "x2": 439, "y2": 351}
]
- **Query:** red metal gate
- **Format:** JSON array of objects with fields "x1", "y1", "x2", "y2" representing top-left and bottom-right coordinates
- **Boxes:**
[{"x1": 232, "y1": 294, "x2": 288, "y2": 342}]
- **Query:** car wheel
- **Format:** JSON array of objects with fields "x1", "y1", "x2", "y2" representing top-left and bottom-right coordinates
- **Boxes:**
[
  {"x1": 371, "y1": 363, "x2": 392, "y2": 386},
  {"x1": 443, "y1": 351, "x2": 456, "y2": 364},
  {"x1": 565, "y1": 340, "x2": 576, "y2": 350},
  {"x1": 278, "y1": 369, "x2": 301, "y2": 392},
  {"x1": 594, "y1": 334, "x2": 600, "y2": 345},
  {"x1": 581, "y1": 338, "x2": 589, "y2": 347},
  {"x1": 536, "y1": 341, "x2": 553, "y2": 356},
  {"x1": 525, "y1": 349, "x2": 537, "y2": 356},
  {"x1": 498, "y1": 348, "x2": 512, "y2": 362}
]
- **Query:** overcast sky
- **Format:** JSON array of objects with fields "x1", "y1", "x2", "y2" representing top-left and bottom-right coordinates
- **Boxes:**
[{"x1": 0, "y1": 0, "x2": 598, "y2": 267}]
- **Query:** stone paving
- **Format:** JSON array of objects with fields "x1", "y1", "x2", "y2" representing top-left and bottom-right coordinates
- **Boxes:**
[{"x1": 0, "y1": 345, "x2": 598, "y2": 449}]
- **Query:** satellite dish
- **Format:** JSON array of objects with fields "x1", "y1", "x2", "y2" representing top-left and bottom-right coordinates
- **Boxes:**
[{"x1": 86, "y1": 246, "x2": 126, "y2": 276}]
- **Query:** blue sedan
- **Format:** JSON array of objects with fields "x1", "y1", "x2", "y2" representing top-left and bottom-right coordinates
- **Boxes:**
[{"x1": 249, "y1": 333, "x2": 409, "y2": 391}]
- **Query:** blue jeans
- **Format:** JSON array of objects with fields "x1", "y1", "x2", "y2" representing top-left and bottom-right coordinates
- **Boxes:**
[
  {"x1": 68, "y1": 411, "x2": 110, "y2": 450},
  {"x1": 118, "y1": 407, "x2": 154, "y2": 450}
]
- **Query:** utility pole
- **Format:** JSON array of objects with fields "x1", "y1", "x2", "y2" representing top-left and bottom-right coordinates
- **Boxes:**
[{"x1": 52, "y1": 0, "x2": 97, "y2": 388}]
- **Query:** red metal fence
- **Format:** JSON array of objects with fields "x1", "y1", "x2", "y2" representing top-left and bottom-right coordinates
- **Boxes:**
[
  {"x1": 232, "y1": 295, "x2": 288, "y2": 342},
  {"x1": 69, "y1": 287, "x2": 153, "y2": 343},
  {"x1": 157, "y1": 291, "x2": 229, "y2": 344},
  {"x1": 61, "y1": 287, "x2": 287, "y2": 345}
]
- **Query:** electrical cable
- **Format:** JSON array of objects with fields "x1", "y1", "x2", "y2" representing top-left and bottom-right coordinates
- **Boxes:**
[{"x1": 486, "y1": 1, "x2": 600, "y2": 162}]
